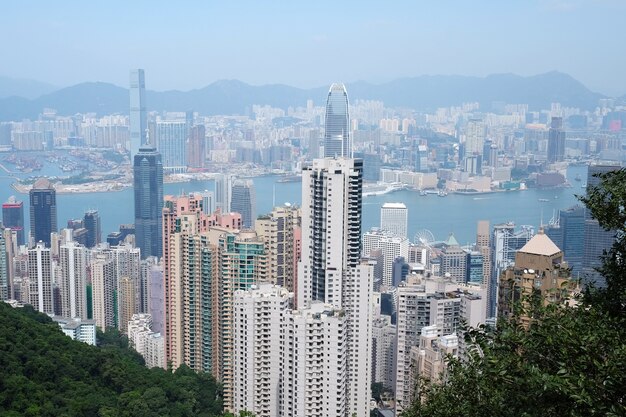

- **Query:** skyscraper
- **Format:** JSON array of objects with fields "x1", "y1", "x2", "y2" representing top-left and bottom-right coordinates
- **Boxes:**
[
  {"x1": 187, "y1": 124, "x2": 206, "y2": 168},
  {"x1": 2, "y1": 196, "x2": 25, "y2": 246},
  {"x1": 134, "y1": 140, "x2": 164, "y2": 259},
  {"x1": 323, "y1": 83, "x2": 351, "y2": 158},
  {"x1": 83, "y1": 210, "x2": 101, "y2": 248},
  {"x1": 29, "y1": 178, "x2": 57, "y2": 247},
  {"x1": 59, "y1": 241, "x2": 88, "y2": 319},
  {"x1": 27, "y1": 242, "x2": 53, "y2": 314},
  {"x1": 129, "y1": 69, "x2": 147, "y2": 161},
  {"x1": 380, "y1": 202, "x2": 408, "y2": 238},
  {"x1": 156, "y1": 120, "x2": 188, "y2": 173},
  {"x1": 583, "y1": 164, "x2": 620, "y2": 288},
  {"x1": 547, "y1": 117, "x2": 566, "y2": 163},
  {"x1": 215, "y1": 173, "x2": 233, "y2": 214},
  {"x1": 230, "y1": 179, "x2": 256, "y2": 229},
  {"x1": 299, "y1": 158, "x2": 363, "y2": 306}
]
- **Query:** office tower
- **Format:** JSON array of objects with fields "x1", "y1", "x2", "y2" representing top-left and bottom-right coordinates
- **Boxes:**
[
  {"x1": 299, "y1": 158, "x2": 363, "y2": 306},
  {"x1": 361, "y1": 152, "x2": 380, "y2": 182},
  {"x1": 27, "y1": 243, "x2": 53, "y2": 314},
  {"x1": 2, "y1": 196, "x2": 25, "y2": 246},
  {"x1": 128, "y1": 314, "x2": 165, "y2": 369},
  {"x1": 372, "y1": 315, "x2": 396, "y2": 390},
  {"x1": 466, "y1": 250, "x2": 484, "y2": 285},
  {"x1": 394, "y1": 276, "x2": 486, "y2": 413},
  {"x1": 118, "y1": 276, "x2": 136, "y2": 333},
  {"x1": 29, "y1": 178, "x2": 57, "y2": 247},
  {"x1": 298, "y1": 157, "x2": 372, "y2": 417},
  {"x1": 198, "y1": 190, "x2": 215, "y2": 215},
  {"x1": 546, "y1": 205, "x2": 585, "y2": 277},
  {"x1": 415, "y1": 144, "x2": 428, "y2": 172},
  {"x1": 187, "y1": 125, "x2": 206, "y2": 168},
  {"x1": 392, "y1": 256, "x2": 410, "y2": 287},
  {"x1": 215, "y1": 173, "x2": 233, "y2": 213},
  {"x1": 498, "y1": 231, "x2": 575, "y2": 327},
  {"x1": 230, "y1": 179, "x2": 256, "y2": 229},
  {"x1": 129, "y1": 69, "x2": 147, "y2": 161},
  {"x1": 380, "y1": 202, "x2": 408, "y2": 238},
  {"x1": 165, "y1": 213, "x2": 215, "y2": 373},
  {"x1": 547, "y1": 117, "x2": 566, "y2": 163},
  {"x1": 83, "y1": 210, "x2": 101, "y2": 248},
  {"x1": 91, "y1": 253, "x2": 116, "y2": 330},
  {"x1": 232, "y1": 284, "x2": 291, "y2": 417},
  {"x1": 156, "y1": 120, "x2": 188, "y2": 172},
  {"x1": 59, "y1": 241, "x2": 87, "y2": 319},
  {"x1": 134, "y1": 140, "x2": 164, "y2": 259},
  {"x1": 439, "y1": 234, "x2": 468, "y2": 283},
  {"x1": 323, "y1": 83, "x2": 351, "y2": 158},
  {"x1": 363, "y1": 229, "x2": 410, "y2": 288},
  {"x1": 489, "y1": 223, "x2": 533, "y2": 317},
  {"x1": 583, "y1": 165, "x2": 620, "y2": 288},
  {"x1": 255, "y1": 205, "x2": 301, "y2": 291},
  {"x1": 0, "y1": 228, "x2": 8, "y2": 300}
]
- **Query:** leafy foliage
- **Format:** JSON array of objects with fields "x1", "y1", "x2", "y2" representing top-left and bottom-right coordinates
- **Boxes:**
[
  {"x1": 0, "y1": 304, "x2": 224, "y2": 417},
  {"x1": 404, "y1": 168, "x2": 626, "y2": 416}
]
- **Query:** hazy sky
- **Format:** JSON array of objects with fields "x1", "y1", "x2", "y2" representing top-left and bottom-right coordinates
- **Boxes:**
[{"x1": 1, "y1": 0, "x2": 624, "y2": 95}]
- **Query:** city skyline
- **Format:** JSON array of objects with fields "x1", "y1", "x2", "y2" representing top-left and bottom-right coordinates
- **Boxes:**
[{"x1": 0, "y1": 2, "x2": 625, "y2": 96}]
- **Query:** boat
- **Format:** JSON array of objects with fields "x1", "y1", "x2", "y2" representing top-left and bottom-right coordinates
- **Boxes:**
[
  {"x1": 437, "y1": 190, "x2": 448, "y2": 197},
  {"x1": 362, "y1": 182, "x2": 404, "y2": 197},
  {"x1": 581, "y1": 183, "x2": 587, "y2": 188},
  {"x1": 419, "y1": 190, "x2": 427, "y2": 196},
  {"x1": 538, "y1": 198, "x2": 549, "y2": 202},
  {"x1": 574, "y1": 174, "x2": 582, "y2": 182},
  {"x1": 277, "y1": 174, "x2": 302, "y2": 183}
]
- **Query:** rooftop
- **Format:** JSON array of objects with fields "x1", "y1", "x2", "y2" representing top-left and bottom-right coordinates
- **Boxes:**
[{"x1": 519, "y1": 231, "x2": 561, "y2": 256}]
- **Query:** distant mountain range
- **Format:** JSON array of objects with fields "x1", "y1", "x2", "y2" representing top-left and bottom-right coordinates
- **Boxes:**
[
  {"x1": 0, "y1": 76, "x2": 58, "y2": 100},
  {"x1": 0, "y1": 72, "x2": 610, "y2": 121}
]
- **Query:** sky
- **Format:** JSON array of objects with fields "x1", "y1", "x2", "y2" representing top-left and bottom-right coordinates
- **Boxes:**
[{"x1": 0, "y1": 0, "x2": 624, "y2": 95}]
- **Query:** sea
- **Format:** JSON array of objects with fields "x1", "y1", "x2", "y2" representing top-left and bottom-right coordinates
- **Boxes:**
[{"x1": 0, "y1": 154, "x2": 588, "y2": 245}]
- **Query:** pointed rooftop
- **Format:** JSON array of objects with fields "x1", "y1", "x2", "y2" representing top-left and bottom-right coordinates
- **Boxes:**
[
  {"x1": 444, "y1": 233, "x2": 459, "y2": 247},
  {"x1": 519, "y1": 229, "x2": 561, "y2": 256}
]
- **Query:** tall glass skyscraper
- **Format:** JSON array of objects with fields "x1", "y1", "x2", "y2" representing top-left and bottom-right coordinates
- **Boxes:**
[
  {"x1": 2, "y1": 196, "x2": 25, "y2": 246},
  {"x1": 134, "y1": 141, "x2": 163, "y2": 259},
  {"x1": 130, "y1": 69, "x2": 147, "y2": 162},
  {"x1": 323, "y1": 83, "x2": 351, "y2": 158},
  {"x1": 29, "y1": 178, "x2": 57, "y2": 247},
  {"x1": 230, "y1": 180, "x2": 256, "y2": 229}
]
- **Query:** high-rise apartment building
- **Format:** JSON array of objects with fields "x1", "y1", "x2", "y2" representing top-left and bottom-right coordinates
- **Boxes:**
[
  {"x1": 0, "y1": 228, "x2": 9, "y2": 300},
  {"x1": 128, "y1": 313, "x2": 165, "y2": 369},
  {"x1": 380, "y1": 202, "x2": 408, "y2": 238},
  {"x1": 2, "y1": 196, "x2": 25, "y2": 246},
  {"x1": 134, "y1": 141, "x2": 163, "y2": 259},
  {"x1": 118, "y1": 276, "x2": 136, "y2": 334},
  {"x1": 372, "y1": 315, "x2": 396, "y2": 390},
  {"x1": 59, "y1": 241, "x2": 88, "y2": 319},
  {"x1": 129, "y1": 69, "x2": 147, "y2": 161},
  {"x1": 498, "y1": 231, "x2": 576, "y2": 327},
  {"x1": 83, "y1": 210, "x2": 101, "y2": 248},
  {"x1": 27, "y1": 242, "x2": 53, "y2": 314},
  {"x1": 323, "y1": 83, "x2": 351, "y2": 158},
  {"x1": 464, "y1": 119, "x2": 486, "y2": 156},
  {"x1": 583, "y1": 164, "x2": 620, "y2": 288},
  {"x1": 439, "y1": 234, "x2": 468, "y2": 283},
  {"x1": 298, "y1": 157, "x2": 363, "y2": 306},
  {"x1": 255, "y1": 205, "x2": 301, "y2": 291},
  {"x1": 230, "y1": 179, "x2": 256, "y2": 229},
  {"x1": 156, "y1": 120, "x2": 188, "y2": 172},
  {"x1": 476, "y1": 220, "x2": 491, "y2": 289},
  {"x1": 547, "y1": 117, "x2": 566, "y2": 163},
  {"x1": 29, "y1": 178, "x2": 57, "y2": 247},
  {"x1": 91, "y1": 253, "x2": 116, "y2": 330}
]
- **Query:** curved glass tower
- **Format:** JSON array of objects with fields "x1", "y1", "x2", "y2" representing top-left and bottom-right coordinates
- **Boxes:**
[{"x1": 323, "y1": 83, "x2": 351, "y2": 158}]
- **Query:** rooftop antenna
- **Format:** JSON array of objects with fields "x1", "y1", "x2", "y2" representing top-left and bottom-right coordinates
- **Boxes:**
[{"x1": 145, "y1": 128, "x2": 150, "y2": 146}]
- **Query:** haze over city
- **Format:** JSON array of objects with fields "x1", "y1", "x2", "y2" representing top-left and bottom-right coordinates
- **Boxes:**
[{"x1": 1, "y1": 0, "x2": 625, "y2": 95}]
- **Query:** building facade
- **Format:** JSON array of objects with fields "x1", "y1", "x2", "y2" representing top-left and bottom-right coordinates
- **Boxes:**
[{"x1": 134, "y1": 142, "x2": 164, "y2": 259}]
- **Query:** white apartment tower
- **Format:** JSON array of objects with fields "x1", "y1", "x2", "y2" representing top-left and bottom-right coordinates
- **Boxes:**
[
  {"x1": 91, "y1": 253, "x2": 116, "y2": 330},
  {"x1": 27, "y1": 242, "x2": 53, "y2": 314},
  {"x1": 363, "y1": 228, "x2": 410, "y2": 288},
  {"x1": 380, "y1": 202, "x2": 408, "y2": 238},
  {"x1": 59, "y1": 241, "x2": 88, "y2": 319}
]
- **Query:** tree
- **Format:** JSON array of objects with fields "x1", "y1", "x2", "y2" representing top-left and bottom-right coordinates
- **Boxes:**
[{"x1": 403, "y1": 168, "x2": 626, "y2": 417}]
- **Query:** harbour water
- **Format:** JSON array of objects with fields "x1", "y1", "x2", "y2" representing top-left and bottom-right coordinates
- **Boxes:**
[{"x1": 0, "y1": 160, "x2": 587, "y2": 245}]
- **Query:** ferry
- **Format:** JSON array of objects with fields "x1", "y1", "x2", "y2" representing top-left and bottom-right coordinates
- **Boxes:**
[
  {"x1": 538, "y1": 198, "x2": 550, "y2": 202},
  {"x1": 277, "y1": 174, "x2": 302, "y2": 183},
  {"x1": 574, "y1": 174, "x2": 582, "y2": 182},
  {"x1": 362, "y1": 182, "x2": 404, "y2": 197}
]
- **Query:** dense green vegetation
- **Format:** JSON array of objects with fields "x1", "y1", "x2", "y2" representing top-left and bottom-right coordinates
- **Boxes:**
[
  {"x1": 405, "y1": 169, "x2": 626, "y2": 417},
  {"x1": 0, "y1": 304, "x2": 224, "y2": 416}
]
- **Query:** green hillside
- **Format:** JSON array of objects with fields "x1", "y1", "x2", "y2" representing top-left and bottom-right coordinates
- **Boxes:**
[{"x1": 0, "y1": 303, "x2": 223, "y2": 417}]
